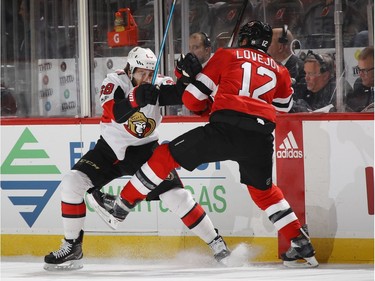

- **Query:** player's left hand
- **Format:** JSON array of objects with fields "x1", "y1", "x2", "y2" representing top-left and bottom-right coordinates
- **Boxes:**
[{"x1": 175, "y1": 53, "x2": 202, "y2": 85}]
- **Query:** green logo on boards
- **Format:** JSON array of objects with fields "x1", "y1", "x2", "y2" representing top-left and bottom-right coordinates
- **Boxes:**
[{"x1": 1, "y1": 128, "x2": 61, "y2": 174}]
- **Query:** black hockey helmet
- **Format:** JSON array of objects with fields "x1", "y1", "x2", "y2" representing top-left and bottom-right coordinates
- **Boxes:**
[{"x1": 237, "y1": 20, "x2": 273, "y2": 52}]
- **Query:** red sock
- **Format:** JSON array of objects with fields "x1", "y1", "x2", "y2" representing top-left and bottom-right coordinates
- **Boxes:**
[
  {"x1": 61, "y1": 201, "x2": 86, "y2": 218},
  {"x1": 279, "y1": 220, "x2": 301, "y2": 241},
  {"x1": 120, "y1": 182, "x2": 147, "y2": 205},
  {"x1": 148, "y1": 144, "x2": 180, "y2": 179},
  {"x1": 247, "y1": 184, "x2": 301, "y2": 241},
  {"x1": 247, "y1": 184, "x2": 284, "y2": 210},
  {"x1": 181, "y1": 203, "x2": 206, "y2": 229},
  {"x1": 120, "y1": 144, "x2": 180, "y2": 206}
]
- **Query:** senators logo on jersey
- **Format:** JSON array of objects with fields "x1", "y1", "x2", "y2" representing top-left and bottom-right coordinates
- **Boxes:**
[{"x1": 125, "y1": 111, "x2": 156, "y2": 138}]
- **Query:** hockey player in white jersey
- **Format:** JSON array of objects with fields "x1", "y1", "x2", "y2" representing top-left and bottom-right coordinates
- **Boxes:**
[{"x1": 44, "y1": 47, "x2": 230, "y2": 271}]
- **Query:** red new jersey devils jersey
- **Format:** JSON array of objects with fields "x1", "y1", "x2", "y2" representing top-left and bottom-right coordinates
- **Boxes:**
[{"x1": 183, "y1": 47, "x2": 294, "y2": 122}]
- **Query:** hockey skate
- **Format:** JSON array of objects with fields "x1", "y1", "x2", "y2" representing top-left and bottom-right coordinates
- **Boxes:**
[
  {"x1": 281, "y1": 225, "x2": 319, "y2": 268},
  {"x1": 44, "y1": 230, "x2": 84, "y2": 271},
  {"x1": 86, "y1": 189, "x2": 130, "y2": 230},
  {"x1": 208, "y1": 232, "x2": 231, "y2": 265}
]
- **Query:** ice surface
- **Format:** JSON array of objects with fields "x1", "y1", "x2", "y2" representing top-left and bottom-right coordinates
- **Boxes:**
[{"x1": 1, "y1": 245, "x2": 373, "y2": 281}]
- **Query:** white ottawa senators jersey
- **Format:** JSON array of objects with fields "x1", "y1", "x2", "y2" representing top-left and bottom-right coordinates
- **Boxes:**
[
  {"x1": 99, "y1": 72, "x2": 173, "y2": 160},
  {"x1": 183, "y1": 47, "x2": 294, "y2": 123}
]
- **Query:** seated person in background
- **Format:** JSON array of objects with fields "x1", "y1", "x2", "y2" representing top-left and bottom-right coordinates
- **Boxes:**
[
  {"x1": 1, "y1": 85, "x2": 17, "y2": 116},
  {"x1": 19, "y1": 0, "x2": 56, "y2": 59},
  {"x1": 253, "y1": 0, "x2": 304, "y2": 37},
  {"x1": 188, "y1": 32, "x2": 212, "y2": 67},
  {"x1": 301, "y1": 0, "x2": 367, "y2": 48},
  {"x1": 209, "y1": 0, "x2": 253, "y2": 49},
  {"x1": 168, "y1": 32, "x2": 213, "y2": 115},
  {"x1": 291, "y1": 51, "x2": 353, "y2": 112},
  {"x1": 267, "y1": 25, "x2": 305, "y2": 92},
  {"x1": 352, "y1": 30, "x2": 369, "y2": 47},
  {"x1": 346, "y1": 46, "x2": 374, "y2": 112}
]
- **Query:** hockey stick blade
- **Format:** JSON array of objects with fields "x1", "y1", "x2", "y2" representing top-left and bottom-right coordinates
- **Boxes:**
[{"x1": 86, "y1": 193, "x2": 120, "y2": 230}]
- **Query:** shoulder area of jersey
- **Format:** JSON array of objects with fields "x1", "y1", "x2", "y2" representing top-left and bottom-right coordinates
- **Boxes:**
[
  {"x1": 106, "y1": 70, "x2": 125, "y2": 79},
  {"x1": 114, "y1": 69, "x2": 126, "y2": 75},
  {"x1": 155, "y1": 74, "x2": 175, "y2": 86},
  {"x1": 104, "y1": 71, "x2": 131, "y2": 86},
  {"x1": 107, "y1": 70, "x2": 131, "y2": 79}
]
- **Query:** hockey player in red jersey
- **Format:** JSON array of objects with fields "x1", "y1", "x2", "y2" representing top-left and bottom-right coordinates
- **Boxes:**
[
  {"x1": 96, "y1": 21, "x2": 319, "y2": 268},
  {"x1": 43, "y1": 47, "x2": 230, "y2": 271}
]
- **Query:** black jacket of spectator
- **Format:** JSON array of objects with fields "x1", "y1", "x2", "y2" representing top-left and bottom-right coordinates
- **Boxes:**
[
  {"x1": 346, "y1": 78, "x2": 374, "y2": 112},
  {"x1": 292, "y1": 77, "x2": 353, "y2": 112}
]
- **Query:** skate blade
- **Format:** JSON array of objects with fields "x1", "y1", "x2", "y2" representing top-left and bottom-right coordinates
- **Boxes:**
[
  {"x1": 222, "y1": 243, "x2": 254, "y2": 267},
  {"x1": 217, "y1": 255, "x2": 230, "y2": 267},
  {"x1": 86, "y1": 193, "x2": 120, "y2": 230},
  {"x1": 43, "y1": 260, "x2": 83, "y2": 271},
  {"x1": 283, "y1": 256, "x2": 319, "y2": 268},
  {"x1": 219, "y1": 243, "x2": 252, "y2": 267}
]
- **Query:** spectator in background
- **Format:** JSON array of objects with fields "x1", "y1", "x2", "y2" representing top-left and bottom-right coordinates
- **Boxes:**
[
  {"x1": 19, "y1": 0, "x2": 54, "y2": 60},
  {"x1": 346, "y1": 46, "x2": 374, "y2": 112},
  {"x1": 351, "y1": 0, "x2": 373, "y2": 47},
  {"x1": 1, "y1": 0, "x2": 21, "y2": 62},
  {"x1": 253, "y1": 0, "x2": 304, "y2": 37},
  {"x1": 188, "y1": 32, "x2": 212, "y2": 67},
  {"x1": 17, "y1": 0, "x2": 55, "y2": 117},
  {"x1": 268, "y1": 26, "x2": 305, "y2": 92},
  {"x1": 291, "y1": 51, "x2": 353, "y2": 112},
  {"x1": 169, "y1": 32, "x2": 213, "y2": 115},
  {"x1": 1, "y1": 85, "x2": 17, "y2": 116},
  {"x1": 210, "y1": 0, "x2": 253, "y2": 49},
  {"x1": 300, "y1": 0, "x2": 367, "y2": 48},
  {"x1": 175, "y1": 0, "x2": 212, "y2": 44},
  {"x1": 352, "y1": 30, "x2": 369, "y2": 47}
]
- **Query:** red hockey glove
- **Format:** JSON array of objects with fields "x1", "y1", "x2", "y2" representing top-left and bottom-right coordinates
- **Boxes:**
[{"x1": 128, "y1": 84, "x2": 160, "y2": 108}]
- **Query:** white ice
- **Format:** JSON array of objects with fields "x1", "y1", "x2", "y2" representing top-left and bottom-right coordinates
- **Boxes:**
[{"x1": 2, "y1": 245, "x2": 374, "y2": 281}]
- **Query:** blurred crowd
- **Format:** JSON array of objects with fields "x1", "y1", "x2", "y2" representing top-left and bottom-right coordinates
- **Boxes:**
[{"x1": 1, "y1": 0, "x2": 373, "y2": 117}]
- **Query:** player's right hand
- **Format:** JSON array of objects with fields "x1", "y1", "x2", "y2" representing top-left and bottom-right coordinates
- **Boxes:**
[
  {"x1": 128, "y1": 84, "x2": 160, "y2": 108},
  {"x1": 182, "y1": 53, "x2": 202, "y2": 78}
]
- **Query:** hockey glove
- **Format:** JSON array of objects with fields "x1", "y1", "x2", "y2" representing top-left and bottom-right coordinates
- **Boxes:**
[
  {"x1": 175, "y1": 54, "x2": 186, "y2": 80},
  {"x1": 175, "y1": 53, "x2": 202, "y2": 85},
  {"x1": 128, "y1": 84, "x2": 159, "y2": 108}
]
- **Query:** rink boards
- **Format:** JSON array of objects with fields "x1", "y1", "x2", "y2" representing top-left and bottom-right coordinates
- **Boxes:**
[{"x1": 0, "y1": 113, "x2": 373, "y2": 263}]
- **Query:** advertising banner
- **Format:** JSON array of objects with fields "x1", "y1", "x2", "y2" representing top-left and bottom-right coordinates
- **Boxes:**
[
  {"x1": 303, "y1": 120, "x2": 374, "y2": 239},
  {"x1": 38, "y1": 59, "x2": 78, "y2": 116},
  {"x1": 0, "y1": 123, "x2": 274, "y2": 238},
  {"x1": 1, "y1": 119, "x2": 373, "y2": 242},
  {"x1": 275, "y1": 117, "x2": 305, "y2": 255}
]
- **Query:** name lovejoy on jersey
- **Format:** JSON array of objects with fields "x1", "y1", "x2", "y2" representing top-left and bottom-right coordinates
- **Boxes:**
[{"x1": 236, "y1": 50, "x2": 280, "y2": 71}]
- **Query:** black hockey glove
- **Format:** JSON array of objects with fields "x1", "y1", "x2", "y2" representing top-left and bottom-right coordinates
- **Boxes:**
[
  {"x1": 128, "y1": 84, "x2": 160, "y2": 108},
  {"x1": 175, "y1": 53, "x2": 202, "y2": 85}
]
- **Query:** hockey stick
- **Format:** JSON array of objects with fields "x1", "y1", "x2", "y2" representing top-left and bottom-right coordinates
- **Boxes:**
[
  {"x1": 118, "y1": 0, "x2": 177, "y2": 120},
  {"x1": 152, "y1": 0, "x2": 177, "y2": 84},
  {"x1": 227, "y1": 0, "x2": 248, "y2": 47}
]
